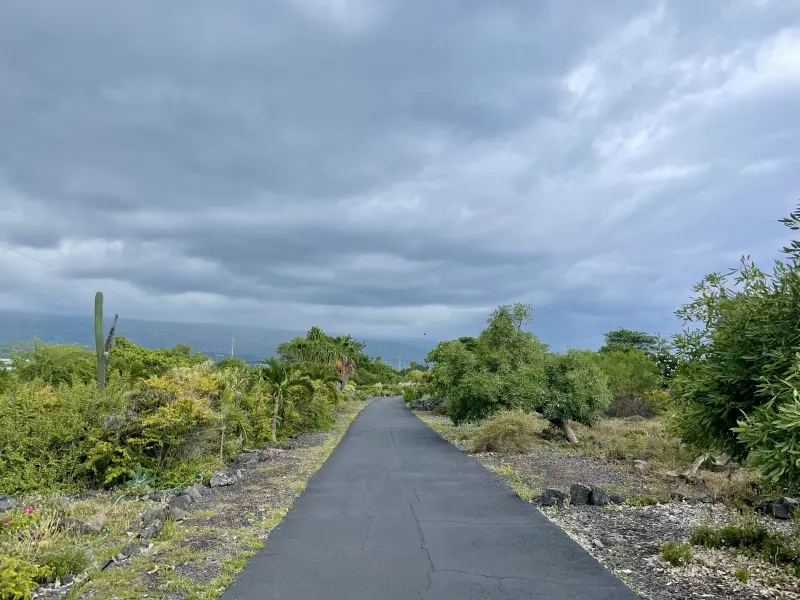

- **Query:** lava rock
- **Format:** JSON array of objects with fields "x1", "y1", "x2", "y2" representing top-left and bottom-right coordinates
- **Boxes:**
[
  {"x1": 138, "y1": 507, "x2": 167, "y2": 539},
  {"x1": 169, "y1": 507, "x2": 187, "y2": 521},
  {"x1": 183, "y1": 484, "x2": 203, "y2": 503},
  {"x1": 259, "y1": 448, "x2": 286, "y2": 461},
  {"x1": 57, "y1": 517, "x2": 95, "y2": 535},
  {"x1": 210, "y1": 470, "x2": 238, "y2": 487},
  {"x1": 169, "y1": 494, "x2": 193, "y2": 512},
  {"x1": 589, "y1": 486, "x2": 610, "y2": 506},
  {"x1": 756, "y1": 497, "x2": 798, "y2": 520},
  {"x1": 233, "y1": 452, "x2": 260, "y2": 468},
  {"x1": 0, "y1": 496, "x2": 18, "y2": 513},
  {"x1": 117, "y1": 543, "x2": 140, "y2": 561},
  {"x1": 60, "y1": 574, "x2": 75, "y2": 586},
  {"x1": 632, "y1": 460, "x2": 649, "y2": 474},
  {"x1": 537, "y1": 488, "x2": 568, "y2": 507},
  {"x1": 570, "y1": 483, "x2": 592, "y2": 506},
  {"x1": 609, "y1": 493, "x2": 627, "y2": 505},
  {"x1": 85, "y1": 513, "x2": 107, "y2": 533}
]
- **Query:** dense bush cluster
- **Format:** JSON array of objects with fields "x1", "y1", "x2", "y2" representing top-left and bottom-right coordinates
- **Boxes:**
[
  {"x1": 424, "y1": 304, "x2": 614, "y2": 442},
  {"x1": 0, "y1": 332, "x2": 384, "y2": 495},
  {"x1": 670, "y1": 205, "x2": 800, "y2": 487}
]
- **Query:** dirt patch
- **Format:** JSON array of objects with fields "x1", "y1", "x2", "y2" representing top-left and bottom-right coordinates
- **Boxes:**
[{"x1": 478, "y1": 450, "x2": 651, "y2": 495}]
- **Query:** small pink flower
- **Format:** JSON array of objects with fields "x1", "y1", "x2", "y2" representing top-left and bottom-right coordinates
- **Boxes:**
[
  {"x1": 2, "y1": 519, "x2": 8, "y2": 525},
  {"x1": 25, "y1": 508, "x2": 34, "y2": 514}
]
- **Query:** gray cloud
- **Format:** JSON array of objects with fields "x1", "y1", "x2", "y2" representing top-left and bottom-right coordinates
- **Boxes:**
[{"x1": 1, "y1": 0, "x2": 799, "y2": 348}]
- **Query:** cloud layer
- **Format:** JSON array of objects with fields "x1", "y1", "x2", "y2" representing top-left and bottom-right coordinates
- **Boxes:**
[{"x1": 1, "y1": 0, "x2": 799, "y2": 348}]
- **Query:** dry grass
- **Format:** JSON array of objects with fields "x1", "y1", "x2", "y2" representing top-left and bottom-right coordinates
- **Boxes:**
[
  {"x1": 573, "y1": 417, "x2": 694, "y2": 470},
  {"x1": 469, "y1": 410, "x2": 547, "y2": 453}
]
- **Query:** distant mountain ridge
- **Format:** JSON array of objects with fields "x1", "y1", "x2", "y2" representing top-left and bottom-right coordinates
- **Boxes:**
[{"x1": 0, "y1": 310, "x2": 432, "y2": 366}]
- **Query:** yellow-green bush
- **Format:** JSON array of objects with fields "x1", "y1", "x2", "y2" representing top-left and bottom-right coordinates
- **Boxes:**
[
  {"x1": 469, "y1": 410, "x2": 545, "y2": 453},
  {"x1": 0, "y1": 555, "x2": 50, "y2": 600}
]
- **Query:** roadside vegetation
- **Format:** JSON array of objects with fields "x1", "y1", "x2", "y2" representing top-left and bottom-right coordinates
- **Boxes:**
[
  {"x1": 0, "y1": 310, "x2": 405, "y2": 599},
  {"x1": 408, "y1": 205, "x2": 800, "y2": 599}
]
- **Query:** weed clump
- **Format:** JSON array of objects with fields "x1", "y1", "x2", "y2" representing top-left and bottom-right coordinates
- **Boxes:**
[
  {"x1": 690, "y1": 521, "x2": 800, "y2": 566},
  {"x1": 469, "y1": 410, "x2": 544, "y2": 454},
  {"x1": 660, "y1": 541, "x2": 693, "y2": 566}
]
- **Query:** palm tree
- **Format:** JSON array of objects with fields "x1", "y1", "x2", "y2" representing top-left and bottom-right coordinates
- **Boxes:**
[
  {"x1": 335, "y1": 355, "x2": 356, "y2": 388},
  {"x1": 216, "y1": 369, "x2": 253, "y2": 459},
  {"x1": 259, "y1": 358, "x2": 314, "y2": 442},
  {"x1": 300, "y1": 362, "x2": 342, "y2": 408}
]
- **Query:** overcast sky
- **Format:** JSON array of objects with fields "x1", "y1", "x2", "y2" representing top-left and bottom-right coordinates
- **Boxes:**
[{"x1": 1, "y1": 0, "x2": 798, "y2": 349}]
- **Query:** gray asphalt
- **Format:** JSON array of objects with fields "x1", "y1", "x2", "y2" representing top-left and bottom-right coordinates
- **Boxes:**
[{"x1": 222, "y1": 397, "x2": 641, "y2": 600}]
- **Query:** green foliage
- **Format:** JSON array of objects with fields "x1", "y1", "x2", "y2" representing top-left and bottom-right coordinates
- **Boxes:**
[
  {"x1": 671, "y1": 205, "x2": 800, "y2": 486},
  {"x1": 469, "y1": 410, "x2": 543, "y2": 453},
  {"x1": 258, "y1": 359, "x2": 315, "y2": 442},
  {"x1": 735, "y1": 568, "x2": 749, "y2": 583},
  {"x1": 38, "y1": 545, "x2": 88, "y2": 582},
  {"x1": 215, "y1": 357, "x2": 247, "y2": 372},
  {"x1": 600, "y1": 329, "x2": 660, "y2": 354},
  {"x1": 0, "y1": 555, "x2": 49, "y2": 600},
  {"x1": 107, "y1": 337, "x2": 208, "y2": 381},
  {"x1": 11, "y1": 343, "x2": 95, "y2": 386},
  {"x1": 659, "y1": 542, "x2": 692, "y2": 567},
  {"x1": 539, "y1": 350, "x2": 612, "y2": 428},
  {"x1": 590, "y1": 350, "x2": 662, "y2": 398},
  {"x1": 0, "y1": 380, "x2": 116, "y2": 493},
  {"x1": 600, "y1": 329, "x2": 677, "y2": 379},
  {"x1": 405, "y1": 370, "x2": 424, "y2": 384},
  {"x1": 426, "y1": 304, "x2": 548, "y2": 425},
  {"x1": 402, "y1": 385, "x2": 425, "y2": 403},
  {"x1": 690, "y1": 520, "x2": 800, "y2": 567}
]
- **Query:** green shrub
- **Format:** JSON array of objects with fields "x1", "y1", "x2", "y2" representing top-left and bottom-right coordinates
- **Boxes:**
[
  {"x1": 671, "y1": 205, "x2": 800, "y2": 487},
  {"x1": 659, "y1": 542, "x2": 692, "y2": 567},
  {"x1": 469, "y1": 410, "x2": 543, "y2": 453},
  {"x1": 37, "y1": 545, "x2": 88, "y2": 582},
  {"x1": 539, "y1": 350, "x2": 612, "y2": 439},
  {"x1": 12, "y1": 344, "x2": 95, "y2": 386},
  {"x1": 402, "y1": 386, "x2": 425, "y2": 403},
  {"x1": 690, "y1": 521, "x2": 800, "y2": 566},
  {"x1": 735, "y1": 568, "x2": 749, "y2": 583},
  {"x1": 0, "y1": 555, "x2": 50, "y2": 600},
  {"x1": 591, "y1": 350, "x2": 662, "y2": 398}
]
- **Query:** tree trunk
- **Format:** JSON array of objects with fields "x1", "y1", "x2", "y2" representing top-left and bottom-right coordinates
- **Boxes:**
[
  {"x1": 271, "y1": 396, "x2": 279, "y2": 442},
  {"x1": 219, "y1": 427, "x2": 225, "y2": 462},
  {"x1": 552, "y1": 419, "x2": 579, "y2": 444}
]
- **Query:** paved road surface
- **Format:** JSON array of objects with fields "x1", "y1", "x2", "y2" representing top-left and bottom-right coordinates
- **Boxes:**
[{"x1": 223, "y1": 397, "x2": 640, "y2": 600}]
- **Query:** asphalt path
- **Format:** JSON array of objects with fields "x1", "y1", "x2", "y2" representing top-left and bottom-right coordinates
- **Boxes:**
[{"x1": 222, "y1": 397, "x2": 640, "y2": 600}]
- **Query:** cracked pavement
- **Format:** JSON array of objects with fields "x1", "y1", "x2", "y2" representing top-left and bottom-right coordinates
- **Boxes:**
[{"x1": 222, "y1": 397, "x2": 640, "y2": 599}]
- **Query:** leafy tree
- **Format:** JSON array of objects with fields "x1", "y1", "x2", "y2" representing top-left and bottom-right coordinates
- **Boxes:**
[
  {"x1": 600, "y1": 329, "x2": 659, "y2": 354},
  {"x1": 426, "y1": 304, "x2": 548, "y2": 424},
  {"x1": 258, "y1": 359, "x2": 314, "y2": 442},
  {"x1": 541, "y1": 351, "x2": 612, "y2": 442},
  {"x1": 108, "y1": 337, "x2": 208, "y2": 380},
  {"x1": 590, "y1": 349, "x2": 662, "y2": 398},
  {"x1": 12, "y1": 343, "x2": 95, "y2": 386},
  {"x1": 671, "y1": 204, "x2": 800, "y2": 486},
  {"x1": 600, "y1": 328, "x2": 677, "y2": 380}
]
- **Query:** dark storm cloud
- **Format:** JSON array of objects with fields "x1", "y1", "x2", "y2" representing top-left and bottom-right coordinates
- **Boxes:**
[{"x1": 1, "y1": 0, "x2": 799, "y2": 346}]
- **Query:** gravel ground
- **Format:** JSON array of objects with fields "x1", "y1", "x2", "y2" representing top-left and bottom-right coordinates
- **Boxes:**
[
  {"x1": 414, "y1": 410, "x2": 800, "y2": 600},
  {"x1": 544, "y1": 503, "x2": 799, "y2": 600}
]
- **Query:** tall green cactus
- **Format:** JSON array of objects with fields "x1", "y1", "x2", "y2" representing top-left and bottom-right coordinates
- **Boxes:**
[{"x1": 94, "y1": 291, "x2": 105, "y2": 391}]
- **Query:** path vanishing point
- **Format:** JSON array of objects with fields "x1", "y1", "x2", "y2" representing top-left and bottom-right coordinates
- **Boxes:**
[{"x1": 222, "y1": 397, "x2": 641, "y2": 600}]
